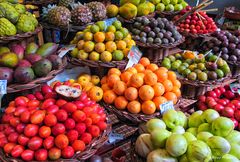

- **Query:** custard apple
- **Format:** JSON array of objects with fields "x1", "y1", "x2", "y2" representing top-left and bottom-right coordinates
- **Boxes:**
[
  {"x1": 16, "y1": 14, "x2": 35, "y2": 33},
  {"x1": 14, "y1": 4, "x2": 26, "y2": 14},
  {"x1": 25, "y1": 12, "x2": 38, "y2": 27},
  {"x1": 0, "y1": 2, "x2": 19, "y2": 23},
  {"x1": 0, "y1": 17, "x2": 16, "y2": 36}
]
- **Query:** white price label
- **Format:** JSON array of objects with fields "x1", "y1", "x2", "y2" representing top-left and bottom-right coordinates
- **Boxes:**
[
  {"x1": 230, "y1": 83, "x2": 240, "y2": 94},
  {"x1": 125, "y1": 46, "x2": 142, "y2": 69},
  {"x1": 160, "y1": 101, "x2": 174, "y2": 115},
  {"x1": 0, "y1": 80, "x2": 7, "y2": 95},
  {"x1": 58, "y1": 44, "x2": 76, "y2": 58},
  {"x1": 108, "y1": 132, "x2": 124, "y2": 144},
  {"x1": 104, "y1": 17, "x2": 117, "y2": 30}
]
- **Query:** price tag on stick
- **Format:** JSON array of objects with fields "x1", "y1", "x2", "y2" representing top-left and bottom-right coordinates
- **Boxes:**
[
  {"x1": 58, "y1": 44, "x2": 76, "y2": 58},
  {"x1": 160, "y1": 101, "x2": 174, "y2": 115},
  {"x1": 230, "y1": 83, "x2": 240, "y2": 95},
  {"x1": 0, "y1": 80, "x2": 7, "y2": 109},
  {"x1": 108, "y1": 132, "x2": 124, "y2": 144}
]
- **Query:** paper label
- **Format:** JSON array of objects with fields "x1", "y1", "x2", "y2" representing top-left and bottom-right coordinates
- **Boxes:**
[
  {"x1": 108, "y1": 132, "x2": 124, "y2": 144},
  {"x1": 58, "y1": 44, "x2": 76, "y2": 58},
  {"x1": 104, "y1": 17, "x2": 117, "y2": 30},
  {"x1": 230, "y1": 83, "x2": 240, "y2": 94},
  {"x1": 0, "y1": 80, "x2": 7, "y2": 95},
  {"x1": 125, "y1": 46, "x2": 142, "y2": 69},
  {"x1": 160, "y1": 101, "x2": 174, "y2": 115}
]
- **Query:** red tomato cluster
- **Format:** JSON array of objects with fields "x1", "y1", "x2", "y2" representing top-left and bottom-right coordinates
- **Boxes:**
[{"x1": 0, "y1": 85, "x2": 107, "y2": 161}]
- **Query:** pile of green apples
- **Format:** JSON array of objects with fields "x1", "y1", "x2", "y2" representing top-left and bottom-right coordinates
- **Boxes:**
[
  {"x1": 135, "y1": 109, "x2": 240, "y2": 161},
  {"x1": 150, "y1": 0, "x2": 188, "y2": 12}
]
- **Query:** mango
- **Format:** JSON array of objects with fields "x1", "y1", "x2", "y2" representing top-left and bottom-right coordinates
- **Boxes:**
[
  {"x1": 33, "y1": 59, "x2": 52, "y2": 77},
  {"x1": 14, "y1": 67, "x2": 35, "y2": 83},
  {"x1": 0, "y1": 52, "x2": 18, "y2": 68},
  {"x1": 36, "y1": 43, "x2": 59, "y2": 57},
  {"x1": 137, "y1": 3, "x2": 151, "y2": 16},
  {"x1": 119, "y1": 3, "x2": 137, "y2": 20},
  {"x1": 25, "y1": 42, "x2": 39, "y2": 55},
  {"x1": 120, "y1": 0, "x2": 140, "y2": 6}
]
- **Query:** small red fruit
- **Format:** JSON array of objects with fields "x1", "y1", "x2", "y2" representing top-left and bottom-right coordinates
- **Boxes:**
[
  {"x1": 8, "y1": 132, "x2": 19, "y2": 143},
  {"x1": 41, "y1": 85, "x2": 53, "y2": 95},
  {"x1": 24, "y1": 124, "x2": 39, "y2": 137},
  {"x1": 21, "y1": 149, "x2": 34, "y2": 161},
  {"x1": 34, "y1": 92, "x2": 44, "y2": 101},
  {"x1": 214, "y1": 104, "x2": 224, "y2": 113},
  {"x1": 64, "y1": 118, "x2": 76, "y2": 130},
  {"x1": 55, "y1": 134, "x2": 69, "y2": 149},
  {"x1": 16, "y1": 123, "x2": 26, "y2": 133},
  {"x1": 43, "y1": 136, "x2": 54, "y2": 149},
  {"x1": 3, "y1": 143, "x2": 16, "y2": 154},
  {"x1": 88, "y1": 125, "x2": 100, "y2": 137},
  {"x1": 10, "y1": 117, "x2": 20, "y2": 127},
  {"x1": 75, "y1": 101, "x2": 84, "y2": 110},
  {"x1": 28, "y1": 136, "x2": 43, "y2": 151},
  {"x1": 234, "y1": 110, "x2": 240, "y2": 122},
  {"x1": 4, "y1": 126, "x2": 15, "y2": 136},
  {"x1": 56, "y1": 99, "x2": 67, "y2": 107},
  {"x1": 14, "y1": 106, "x2": 27, "y2": 116},
  {"x1": 18, "y1": 134, "x2": 29, "y2": 146},
  {"x1": 55, "y1": 110, "x2": 68, "y2": 122},
  {"x1": 48, "y1": 147, "x2": 61, "y2": 160},
  {"x1": 44, "y1": 114, "x2": 57, "y2": 127},
  {"x1": 198, "y1": 95, "x2": 206, "y2": 102},
  {"x1": 39, "y1": 126, "x2": 51, "y2": 138},
  {"x1": 52, "y1": 123, "x2": 66, "y2": 136},
  {"x1": 30, "y1": 110, "x2": 45, "y2": 124},
  {"x1": 85, "y1": 118, "x2": 93, "y2": 127},
  {"x1": 80, "y1": 132, "x2": 92, "y2": 144},
  {"x1": 27, "y1": 100, "x2": 40, "y2": 108},
  {"x1": 97, "y1": 121, "x2": 107, "y2": 131},
  {"x1": 62, "y1": 102, "x2": 77, "y2": 113},
  {"x1": 46, "y1": 105, "x2": 59, "y2": 114},
  {"x1": 41, "y1": 98, "x2": 56, "y2": 109},
  {"x1": 75, "y1": 123, "x2": 86, "y2": 135},
  {"x1": 20, "y1": 111, "x2": 30, "y2": 123},
  {"x1": 11, "y1": 145, "x2": 24, "y2": 158},
  {"x1": 222, "y1": 107, "x2": 234, "y2": 118},
  {"x1": 0, "y1": 137, "x2": 8, "y2": 147},
  {"x1": 72, "y1": 140, "x2": 85, "y2": 152},
  {"x1": 26, "y1": 94, "x2": 36, "y2": 100},
  {"x1": 15, "y1": 97, "x2": 27, "y2": 107},
  {"x1": 67, "y1": 130, "x2": 79, "y2": 143},
  {"x1": 90, "y1": 113, "x2": 101, "y2": 124},
  {"x1": 72, "y1": 110, "x2": 86, "y2": 122},
  {"x1": 35, "y1": 149, "x2": 48, "y2": 161},
  {"x1": 61, "y1": 146, "x2": 74, "y2": 158},
  {"x1": 231, "y1": 118, "x2": 238, "y2": 128}
]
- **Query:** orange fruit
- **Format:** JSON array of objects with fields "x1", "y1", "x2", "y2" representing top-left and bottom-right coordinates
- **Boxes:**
[
  {"x1": 153, "y1": 83, "x2": 165, "y2": 97},
  {"x1": 141, "y1": 101, "x2": 156, "y2": 115},
  {"x1": 84, "y1": 32, "x2": 93, "y2": 41},
  {"x1": 123, "y1": 48, "x2": 130, "y2": 57},
  {"x1": 171, "y1": 86, "x2": 181, "y2": 98},
  {"x1": 108, "y1": 68, "x2": 121, "y2": 76},
  {"x1": 144, "y1": 72, "x2": 158, "y2": 86},
  {"x1": 114, "y1": 96, "x2": 128, "y2": 110},
  {"x1": 88, "y1": 86, "x2": 103, "y2": 102},
  {"x1": 126, "y1": 67, "x2": 138, "y2": 74},
  {"x1": 101, "y1": 76, "x2": 107, "y2": 85},
  {"x1": 116, "y1": 40, "x2": 127, "y2": 50},
  {"x1": 94, "y1": 32, "x2": 105, "y2": 43},
  {"x1": 77, "y1": 40, "x2": 85, "y2": 50},
  {"x1": 146, "y1": 63, "x2": 158, "y2": 72},
  {"x1": 154, "y1": 69, "x2": 168, "y2": 83},
  {"x1": 107, "y1": 74, "x2": 120, "y2": 88},
  {"x1": 105, "y1": 41, "x2": 117, "y2": 53},
  {"x1": 168, "y1": 71, "x2": 177, "y2": 81},
  {"x1": 113, "y1": 81, "x2": 127, "y2": 95},
  {"x1": 134, "y1": 64, "x2": 145, "y2": 73},
  {"x1": 120, "y1": 71, "x2": 133, "y2": 83},
  {"x1": 138, "y1": 73, "x2": 145, "y2": 78},
  {"x1": 127, "y1": 101, "x2": 141, "y2": 114},
  {"x1": 129, "y1": 73, "x2": 144, "y2": 88},
  {"x1": 105, "y1": 32, "x2": 115, "y2": 41},
  {"x1": 164, "y1": 92, "x2": 178, "y2": 104},
  {"x1": 139, "y1": 85, "x2": 155, "y2": 101},
  {"x1": 158, "y1": 67, "x2": 168, "y2": 72},
  {"x1": 172, "y1": 79, "x2": 181, "y2": 89},
  {"x1": 144, "y1": 69, "x2": 153, "y2": 74},
  {"x1": 103, "y1": 90, "x2": 117, "y2": 104},
  {"x1": 124, "y1": 87, "x2": 138, "y2": 101},
  {"x1": 101, "y1": 83, "x2": 111, "y2": 92},
  {"x1": 153, "y1": 96, "x2": 167, "y2": 110},
  {"x1": 95, "y1": 42, "x2": 105, "y2": 53},
  {"x1": 162, "y1": 79, "x2": 173, "y2": 92},
  {"x1": 139, "y1": 57, "x2": 150, "y2": 67}
]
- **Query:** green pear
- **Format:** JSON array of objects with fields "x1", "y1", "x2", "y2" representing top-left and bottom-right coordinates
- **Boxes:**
[
  {"x1": 211, "y1": 117, "x2": 234, "y2": 137},
  {"x1": 187, "y1": 140, "x2": 212, "y2": 161},
  {"x1": 149, "y1": 0, "x2": 161, "y2": 5},
  {"x1": 229, "y1": 143, "x2": 240, "y2": 159},
  {"x1": 186, "y1": 127, "x2": 198, "y2": 136},
  {"x1": 146, "y1": 118, "x2": 166, "y2": 133},
  {"x1": 165, "y1": 4, "x2": 174, "y2": 11},
  {"x1": 207, "y1": 136, "x2": 231, "y2": 157},
  {"x1": 197, "y1": 132, "x2": 213, "y2": 142},
  {"x1": 188, "y1": 111, "x2": 203, "y2": 128},
  {"x1": 171, "y1": 126, "x2": 185, "y2": 134},
  {"x1": 177, "y1": 111, "x2": 188, "y2": 128},
  {"x1": 198, "y1": 123, "x2": 211, "y2": 133},
  {"x1": 162, "y1": 0, "x2": 170, "y2": 5},
  {"x1": 215, "y1": 154, "x2": 239, "y2": 162},
  {"x1": 181, "y1": 1, "x2": 188, "y2": 8},
  {"x1": 183, "y1": 132, "x2": 197, "y2": 144},
  {"x1": 151, "y1": 128, "x2": 172, "y2": 148},
  {"x1": 156, "y1": 3, "x2": 165, "y2": 12},
  {"x1": 171, "y1": 0, "x2": 178, "y2": 5},
  {"x1": 179, "y1": 154, "x2": 189, "y2": 162},
  {"x1": 162, "y1": 109, "x2": 180, "y2": 129},
  {"x1": 174, "y1": 4, "x2": 183, "y2": 11},
  {"x1": 166, "y1": 134, "x2": 188, "y2": 157},
  {"x1": 201, "y1": 109, "x2": 220, "y2": 123},
  {"x1": 226, "y1": 130, "x2": 240, "y2": 145}
]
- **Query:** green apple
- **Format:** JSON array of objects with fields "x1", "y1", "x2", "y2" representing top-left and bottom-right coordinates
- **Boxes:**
[
  {"x1": 171, "y1": 0, "x2": 178, "y2": 5},
  {"x1": 201, "y1": 109, "x2": 220, "y2": 123},
  {"x1": 229, "y1": 143, "x2": 240, "y2": 159},
  {"x1": 181, "y1": 1, "x2": 188, "y2": 8},
  {"x1": 162, "y1": 0, "x2": 170, "y2": 5},
  {"x1": 179, "y1": 154, "x2": 189, "y2": 162},
  {"x1": 187, "y1": 140, "x2": 212, "y2": 162},
  {"x1": 162, "y1": 109, "x2": 180, "y2": 129},
  {"x1": 146, "y1": 118, "x2": 166, "y2": 133},
  {"x1": 171, "y1": 126, "x2": 185, "y2": 134},
  {"x1": 147, "y1": 149, "x2": 178, "y2": 161},
  {"x1": 226, "y1": 130, "x2": 240, "y2": 145},
  {"x1": 135, "y1": 134, "x2": 154, "y2": 158},
  {"x1": 165, "y1": 4, "x2": 174, "y2": 11},
  {"x1": 178, "y1": 0, "x2": 183, "y2": 3},
  {"x1": 207, "y1": 136, "x2": 231, "y2": 157},
  {"x1": 186, "y1": 127, "x2": 198, "y2": 136},
  {"x1": 156, "y1": 3, "x2": 165, "y2": 12},
  {"x1": 150, "y1": 0, "x2": 161, "y2": 5},
  {"x1": 211, "y1": 117, "x2": 234, "y2": 137},
  {"x1": 197, "y1": 132, "x2": 213, "y2": 142},
  {"x1": 188, "y1": 111, "x2": 203, "y2": 128},
  {"x1": 166, "y1": 134, "x2": 187, "y2": 157},
  {"x1": 198, "y1": 123, "x2": 211, "y2": 133},
  {"x1": 151, "y1": 128, "x2": 172, "y2": 148},
  {"x1": 174, "y1": 4, "x2": 183, "y2": 11},
  {"x1": 183, "y1": 132, "x2": 197, "y2": 144},
  {"x1": 177, "y1": 111, "x2": 188, "y2": 128},
  {"x1": 216, "y1": 154, "x2": 239, "y2": 162}
]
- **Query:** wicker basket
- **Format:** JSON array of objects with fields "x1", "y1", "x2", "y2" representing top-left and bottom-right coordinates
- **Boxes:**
[
  {"x1": 224, "y1": 7, "x2": 240, "y2": 21},
  {"x1": 0, "y1": 25, "x2": 42, "y2": 44},
  {"x1": 24, "y1": 0, "x2": 58, "y2": 5},
  {"x1": 7, "y1": 56, "x2": 67, "y2": 93},
  {"x1": 117, "y1": 12, "x2": 156, "y2": 24},
  {"x1": 157, "y1": 11, "x2": 180, "y2": 20}
]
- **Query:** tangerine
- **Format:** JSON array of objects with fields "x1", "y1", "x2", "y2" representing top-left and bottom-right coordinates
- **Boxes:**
[
  {"x1": 127, "y1": 101, "x2": 141, "y2": 114},
  {"x1": 171, "y1": 86, "x2": 181, "y2": 98},
  {"x1": 168, "y1": 71, "x2": 177, "y2": 81},
  {"x1": 139, "y1": 85, "x2": 155, "y2": 101},
  {"x1": 120, "y1": 71, "x2": 133, "y2": 83},
  {"x1": 103, "y1": 90, "x2": 117, "y2": 104},
  {"x1": 153, "y1": 96, "x2": 167, "y2": 110},
  {"x1": 139, "y1": 57, "x2": 150, "y2": 67},
  {"x1": 172, "y1": 79, "x2": 181, "y2": 89},
  {"x1": 101, "y1": 83, "x2": 111, "y2": 92},
  {"x1": 123, "y1": 48, "x2": 130, "y2": 57},
  {"x1": 101, "y1": 76, "x2": 107, "y2": 84},
  {"x1": 105, "y1": 41, "x2": 117, "y2": 53},
  {"x1": 113, "y1": 81, "x2": 127, "y2": 95},
  {"x1": 164, "y1": 92, "x2": 178, "y2": 104},
  {"x1": 116, "y1": 40, "x2": 127, "y2": 50},
  {"x1": 95, "y1": 42, "x2": 105, "y2": 53},
  {"x1": 158, "y1": 67, "x2": 168, "y2": 72},
  {"x1": 146, "y1": 63, "x2": 158, "y2": 72},
  {"x1": 144, "y1": 72, "x2": 158, "y2": 86},
  {"x1": 108, "y1": 68, "x2": 121, "y2": 76},
  {"x1": 94, "y1": 32, "x2": 105, "y2": 43},
  {"x1": 153, "y1": 82, "x2": 165, "y2": 97},
  {"x1": 77, "y1": 40, "x2": 85, "y2": 50},
  {"x1": 114, "y1": 96, "x2": 128, "y2": 110},
  {"x1": 105, "y1": 32, "x2": 115, "y2": 41},
  {"x1": 126, "y1": 67, "x2": 138, "y2": 74},
  {"x1": 154, "y1": 69, "x2": 168, "y2": 82},
  {"x1": 107, "y1": 74, "x2": 120, "y2": 88},
  {"x1": 129, "y1": 73, "x2": 144, "y2": 88},
  {"x1": 88, "y1": 86, "x2": 103, "y2": 102},
  {"x1": 162, "y1": 79, "x2": 173, "y2": 92},
  {"x1": 55, "y1": 134, "x2": 69, "y2": 149},
  {"x1": 141, "y1": 101, "x2": 156, "y2": 115},
  {"x1": 124, "y1": 87, "x2": 138, "y2": 101},
  {"x1": 134, "y1": 64, "x2": 145, "y2": 73},
  {"x1": 83, "y1": 32, "x2": 93, "y2": 41}
]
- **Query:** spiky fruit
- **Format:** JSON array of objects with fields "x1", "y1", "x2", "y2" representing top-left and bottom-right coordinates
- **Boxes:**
[
  {"x1": 58, "y1": 0, "x2": 75, "y2": 7},
  {"x1": 71, "y1": 5, "x2": 92, "y2": 26},
  {"x1": 86, "y1": 2, "x2": 106, "y2": 21},
  {"x1": 0, "y1": 18, "x2": 16, "y2": 36},
  {"x1": 47, "y1": 6, "x2": 71, "y2": 27}
]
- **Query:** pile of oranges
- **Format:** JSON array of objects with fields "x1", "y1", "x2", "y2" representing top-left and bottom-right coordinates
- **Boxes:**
[{"x1": 101, "y1": 57, "x2": 182, "y2": 115}]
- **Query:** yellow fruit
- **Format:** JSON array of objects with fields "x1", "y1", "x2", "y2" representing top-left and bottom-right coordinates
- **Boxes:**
[
  {"x1": 101, "y1": 51, "x2": 112, "y2": 62},
  {"x1": 77, "y1": 50, "x2": 88, "y2": 60},
  {"x1": 88, "y1": 86, "x2": 103, "y2": 102},
  {"x1": 119, "y1": 3, "x2": 137, "y2": 20},
  {"x1": 126, "y1": 34, "x2": 132, "y2": 39},
  {"x1": 115, "y1": 31, "x2": 124, "y2": 40},
  {"x1": 89, "y1": 51, "x2": 100, "y2": 61},
  {"x1": 95, "y1": 42, "x2": 105, "y2": 53},
  {"x1": 127, "y1": 40, "x2": 136, "y2": 48},
  {"x1": 83, "y1": 41, "x2": 95, "y2": 53},
  {"x1": 105, "y1": 32, "x2": 115, "y2": 41},
  {"x1": 123, "y1": 48, "x2": 130, "y2": 56},
  {"x1": 83, "y1": 82, "x2": 94, "y2": 92},
  {"x1": 116, "y1": 40, "x2": 127, "y2": 50},
  {"x1": 94, "y1": 32, "x2": 105, "y2": 43},
  {"x1": 71, "y1": 48, "x2": 78, "y2": 58},
  {"x1": 77, "y1": 40, "x2": 85, "y2": 50},
  {"x1": 81, "y1": 74, "x2": 91, "y2": 81},
  {"x1": 68, "y1": 79, "x2": 75, "y2": 84},
  {"x1": 105, "y1": 41, "x2": 117, "y2": 53},
  {"x1": 107, "y1": 25, "x2": 116, "y2": 32},
  {"x1": 91, "y1": 75, "x2": 100, "y2": 85},
  {"x1": 83, "y1": 32, "x2": 93, "y2": 41},
  {"x1": 107, "y1": 4, "x2": 119, "y2": 17},
  {"x1": 78, "y1": 75, "x2": 90, "y2": 87}
]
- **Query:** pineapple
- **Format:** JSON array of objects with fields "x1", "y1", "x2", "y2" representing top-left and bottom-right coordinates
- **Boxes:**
[
  {"x1": 86, "y1": 1, "x2": 106, "y2": 21},
  {"x1": 58, "y1": 0, "x2": 75, "y2": 8},
  {"x1": 47, "y1": 6, "x2": 71, "y2": 27},
  {"x1": 71, "y1": 5, "x2": 93, "y2": 26}
]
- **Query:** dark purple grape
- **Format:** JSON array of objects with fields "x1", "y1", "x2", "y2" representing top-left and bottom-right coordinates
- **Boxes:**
[
  {"x1": 238, "y1": 56, "x2": 240, "y2": 61},
  {"x1": 169, "y1": 37, "x2": 175, "y2": 43},
  {"x1": 229, "y1": 43, "x2": 236, "y2": 50},
  {"x1": 233, "y1": 49, "x2": 240, "y2": 56},
  {"x1": 237, "y1": 44, "x2": 240, "y2": 49},
  {"x1": 221, "y1": 47, "x2": 228, "y2": 54},
  {"x1": 213, "y1": 46, "x2": 220, "y2": 52},
  {"x1": 229, "y1": 55, "x2": 238, "y2": 61},
  {"x1": 222, "y1": 54, "x2": 229, "y2": 60},
  {"x1": 222, "y1": 41, "x2": 229, "y2": 47}
]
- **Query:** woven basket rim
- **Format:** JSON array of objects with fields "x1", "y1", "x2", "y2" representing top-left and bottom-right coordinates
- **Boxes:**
[
  {"x1": 180, "y1": 30, "x2": 215, "y2": 38},
  {"x1": 157, "y1": 10, "x2": 180, "y2": 16},
  {"x1": 7, "y1": 56, "x2": 67, "y2": 93},
  {"x1": 0, "y1": 25, "x2": 42, "y2": 44},
  {"x1": 23, "y1": 0, "x2": 58, "y2": 5},
  {"x1": 117, "y1": 12, "x2": 156, "y2": 24}
]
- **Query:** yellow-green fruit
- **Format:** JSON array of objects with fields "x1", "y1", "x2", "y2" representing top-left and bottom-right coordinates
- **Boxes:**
[
  {"x1": 0, "y1": 47, "x2": 10, "y2": 55},
  {"x1": 107, "y1": 25, "x2": 116, "y2": 32},
  {"x1": 0, "y1": 18, "x2": 17, "y2": 36},
  {"x1": 95, "y1": 43, "x2": 105, "y2": 53},
  {"x1": 83, "y1": 41, "x2": 95, "y2": 53},
  {"x1": 119, "y1": 3, "x2": 137, "y2": 20},
  {"x1": 137, "y1": 3, "x2": 151, "y2": 16},
  {"x1": 120, "y1": 0, "x2": 141, "y2": 6},
  {"x1": 0, "y1": 52, "x2": 19, "y2": 68},
  {"x1": 71, "y1": 48, "x2": 79, "y2": 57},
  {"x1": 89, "y1": 51, "x2": 100, "y2": 61},
  {"x1": 101, "y1": 51, "x2": 112, "y2": 62},
  {"x1": 146, "y1": 2, "x2": 155, "y2": 13},
  {"x1": 149, "y1": 0, "x2": 161, "y2": 5},
  {"x1": 112, "y1": 50, "x2": 124, "y2": 61},
  {"x1": 77, "y1": 50, "x2": 89, "y2": 60},
  {"x1": 106, "y1": 4, "x2": 119, "y2": 18},
  {"x1": 96, "y1": 21, "x2": 106, "y2": 31}
]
